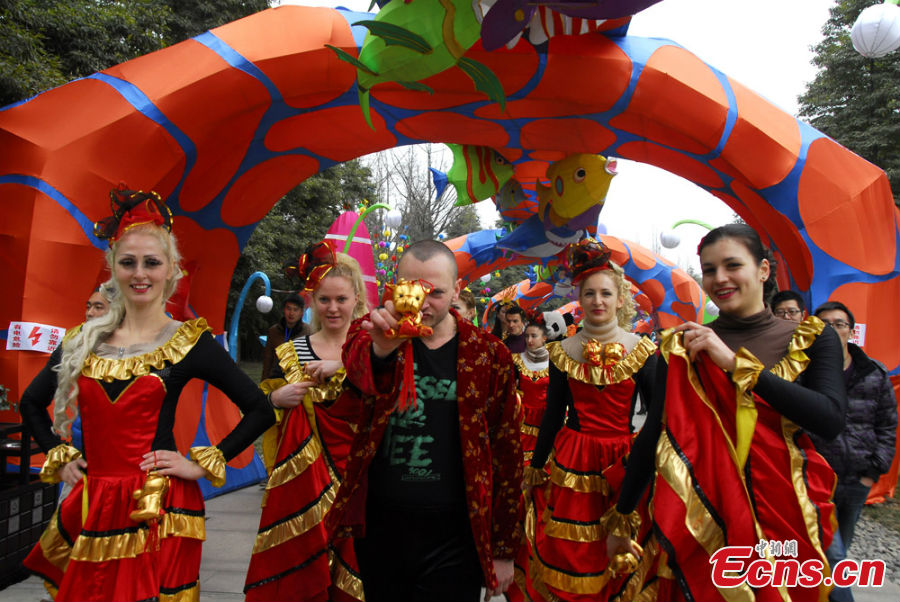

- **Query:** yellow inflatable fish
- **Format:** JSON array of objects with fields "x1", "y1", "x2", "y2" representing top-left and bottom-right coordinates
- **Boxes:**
[{"x1": 537, "y1": 154, "x2": 617, "y2": 228}]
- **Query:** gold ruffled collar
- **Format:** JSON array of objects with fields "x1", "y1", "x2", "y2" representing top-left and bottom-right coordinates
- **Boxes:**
[
  {"x1": 659, "y1": 315, "x2": 825, "y2": 383},
  {"x1": 81, "y1": 318, "x2": 210, "y2": 383},
  {"x1": 512, "y1": 353, "x2": 549, "y2": 380},
  {"x1": 548, "y1": 336, "x2": 657, "y2": 385},
  {"x1": 769, "y1": 315, "x2": 825, "y2": 382},
  {"x1": 275, "y1": 340, "x2": 346, "y2": 403}
]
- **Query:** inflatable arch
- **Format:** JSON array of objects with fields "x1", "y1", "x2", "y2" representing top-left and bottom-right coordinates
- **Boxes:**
[
  {"x1": 2, "y1": 4, "x2": 899, "y2": 488},
  {"x1": 449, "y1": 230, "x2": 704, "y2": 329}
]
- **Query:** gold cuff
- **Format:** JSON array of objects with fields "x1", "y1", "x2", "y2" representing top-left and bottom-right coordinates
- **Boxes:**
[
  {"x1": 189, "y1": 446, "x2": 226, "y2": 488},
  {"x1": 600, "y1": 506, "x2": 641, "y2": 539},
  {"x1": 259, "y1": 378, "x2": 288, "y2": 396},
  {"x1": 523, "y1": 465, "x2": 550, "y2": 487},
  {"x1": 39, "y1": 444, "x2": 82, "y2": 484}
]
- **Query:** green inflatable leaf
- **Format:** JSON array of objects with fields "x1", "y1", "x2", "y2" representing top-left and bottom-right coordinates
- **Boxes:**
[
  {"x1": 398, "y1": 80, "x2": 435, "y2": 94},
  {"x1": 458, "y1": 57, "x2": 507, "y2": 112},
  {"x1": 325, "y1": 44, "x2": 378, "y2": 76},
  {"x1": 353, "y1": 20, "x2": 433, "y2": 54},
  {"x1": 358, "y1": 88, "x2": 375, "y2": 131}
]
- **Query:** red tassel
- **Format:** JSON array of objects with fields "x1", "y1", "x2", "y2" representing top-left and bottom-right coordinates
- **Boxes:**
[
  {"x1": 145, "y1": 519, "x2": 160, "y2": 552},
  {"x1": 396, "y1": 342, "x2": 418, "y2": 412}
]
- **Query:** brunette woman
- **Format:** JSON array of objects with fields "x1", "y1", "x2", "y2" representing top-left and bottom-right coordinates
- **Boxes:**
[{"x1": 607, "y1": 224, "x2": 846, "y2": 602}]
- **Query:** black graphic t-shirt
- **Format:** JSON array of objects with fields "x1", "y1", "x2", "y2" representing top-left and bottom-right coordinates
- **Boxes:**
[{"x1": 368, "y1": 336, "x2": 466, "y2": 509}]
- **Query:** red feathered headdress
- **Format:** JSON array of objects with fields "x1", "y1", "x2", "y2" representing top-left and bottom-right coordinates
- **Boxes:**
[{"x1": 93, "y1": 184, "x2": 173, "y2": 243}]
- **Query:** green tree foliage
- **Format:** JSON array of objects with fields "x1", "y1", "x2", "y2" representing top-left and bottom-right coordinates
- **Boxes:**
[
  {"x1": 0, "y1": 0, "x2": 268, "y2": 107},
  {"x1": 226, "y1": 160, "x2": 378, "y2": 360},
  {"x1": 164, "y1": 0, "x2": 268, "y2": 41},
  {"x1": 798, "y1": 0, "x2": 900, "y2": 206}
]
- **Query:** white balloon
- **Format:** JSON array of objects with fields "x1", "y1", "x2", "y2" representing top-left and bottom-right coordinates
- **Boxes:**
[
  {"x1": 256, "y1": 295, "x2": 274, "y2": 313},
  {"x1": 385, "y1": 208, "x2": 403, "y2": 229},
  {"x1": 705, "y1": 299, "x2": 720, "y2": 317},
  {"x1": 480, "y1": 273, "x2": 491, "y2": 283},
  {"x1": 660, "y1": 231, "x2": 681, "y2": 249},
  {"x1": 852, "y1": 3, "x2": 900, "y2": 58}
]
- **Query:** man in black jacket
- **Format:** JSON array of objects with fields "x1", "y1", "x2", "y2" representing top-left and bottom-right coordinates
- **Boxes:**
[
  {"x1": 261, "y1": 293, "x2": 309, "y2": 380},
  {"x1": 812, "y1": 301, "x2": 897, "y2": 602}
]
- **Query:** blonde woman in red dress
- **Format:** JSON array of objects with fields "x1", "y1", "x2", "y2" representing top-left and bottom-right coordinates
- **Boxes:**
[
  {"x1": 244, "y1": 241, "x2": 368, "y2": 602},
  {"x1": 20, "y1": 188, "x2": 273, "y2": 602},
  {"x1": 524, "y1": 239, "x2": 657, "y2": 602}
]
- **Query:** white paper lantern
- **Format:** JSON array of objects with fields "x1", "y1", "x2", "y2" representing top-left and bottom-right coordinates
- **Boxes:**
[
  {"x1": 660, "y1": 231, "x2": 681, "y2": 249},
  {"x1": 385, "y1": 208, "x2": 403, "y2": 229},
  {"x1": 851, "y1": 2, "x2": 900, "y2": 58},
  {"x1": 256, "y1": 295, "x2": 274, "y2": 313},
  {"x1": 704, "y1": 299, "x2": 720, "y2": 317}
]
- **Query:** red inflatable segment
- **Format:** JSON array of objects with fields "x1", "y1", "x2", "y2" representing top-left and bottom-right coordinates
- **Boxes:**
[
  {"x1": 714, "y1": 77, "x2": 802, "y2": 190},
  {"x1": 0, "y1": 78, "x2": 185, "y2": 211},
  {"x1": 513, "y1": 160, "x2": 552, "y2": 183},
  {"x1": 214, "y1": 6, "x2": 358, "y2": 109},
  {"x1": 171, "y1": 219, "x2": 241, "y2": 328},
  {"x1": 474, "y1": 34, "x2": 632, "y2": 119},
  {"x1": 610, "y1": 44, "x2": 727, "y2": 155},
  {"x1": 520, "y1": 118, "x2": 617, "y2": 154},
  {"x1": 528, "y1": 150, "x2": 567, "y2": 162},
  {"x1": 395, "y1": 112, "x2": 510, "y2": 147},
  {"x1": 829, "y1": 276, "x2": 900, "y2": 374},
  {"x1": 221, "y1": 155, "x2": 321, "y2": 227},
  {"x1": 799, "y1": 137, "x2": 897, "y2": 275},
  {"x1": 1, "y1": 186, "x2": 106, "y2": 328},
  {"x1": 104, "y1": 41, "x2": 272, "y2": 214},
  {"x1": 265, "y1": 105, "x2": 397, "y2": 159}
]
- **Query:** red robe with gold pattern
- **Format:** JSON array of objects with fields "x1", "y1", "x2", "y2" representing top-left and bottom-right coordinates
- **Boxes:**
[{"x1": 326, "y1": 310, "x2": 523, "y2": 590}]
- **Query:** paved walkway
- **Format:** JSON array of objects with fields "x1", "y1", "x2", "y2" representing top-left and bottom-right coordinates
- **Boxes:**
[{"x1": 0, "y1": 485, "x2": 897, "y2": 601}]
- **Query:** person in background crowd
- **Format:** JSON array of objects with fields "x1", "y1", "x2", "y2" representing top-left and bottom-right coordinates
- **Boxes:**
[
  {"x1": 85, "y1": 287, "x2": 110, "y2": 320},
  {"x1": 451, "y1": 288, "x2": 478, "y2": 323},
  {"x1": 772, "y1": 289, "x2": 807, "y2": 322},
  {"x1": 491, "y1": 300, "x2": 513, "y2": 339},
  {"x1": 811, "y1": 300, "x2": 897, "y2": 602},
  {"x1": 262, "y1": 292, "x2": 310, "y2": 380},
  {"x1": 504, "y1": 305, "x2": 527, "y2": 353},
  {"x1": 328, "y1": 240, "x2": 523, "y2": 602}
]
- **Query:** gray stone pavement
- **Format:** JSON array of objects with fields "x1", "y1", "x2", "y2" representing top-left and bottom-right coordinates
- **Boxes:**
[{"x1": 0, "y1": 483, "x2": 896, "y2": 601}]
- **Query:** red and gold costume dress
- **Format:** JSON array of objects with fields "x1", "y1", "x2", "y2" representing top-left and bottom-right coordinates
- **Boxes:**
[
  {"x1": 525, "y1": 337, "x2": 657, "y2": 602},
  {"x1": 244, "y1": 339, "x2": 363, "y2": 602},
  {"x1": 512, "y1": 353, "x2": 550, "y2": 468},
  {"x1": 19, "y1": 319, "x2": 273, "y2": 602},
  {"x1": 615, "y1": 318, "x2": 844, "y2": 602}
]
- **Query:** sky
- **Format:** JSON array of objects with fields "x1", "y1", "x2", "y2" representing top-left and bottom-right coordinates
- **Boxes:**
[{"x1": 276, "y1": 0, "x2": 837, "y2": 272}]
